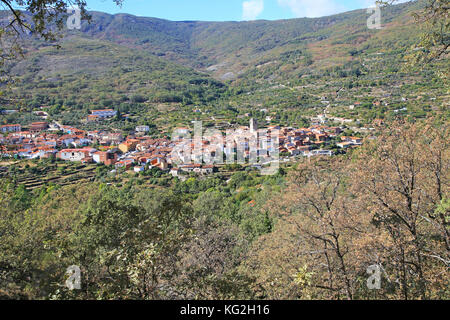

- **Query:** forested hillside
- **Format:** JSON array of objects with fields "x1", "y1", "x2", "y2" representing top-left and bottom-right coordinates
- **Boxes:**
[{"x1": 75, "y1": 1, "x2": 421, "y2": 78}]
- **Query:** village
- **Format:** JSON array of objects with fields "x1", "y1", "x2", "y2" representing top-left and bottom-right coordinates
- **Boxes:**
[{"x1": 0, "y1": 109, "x2": 364, "y2": 176}]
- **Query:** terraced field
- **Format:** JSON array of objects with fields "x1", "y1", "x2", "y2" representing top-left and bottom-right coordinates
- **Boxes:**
[{"x1": 1, "y1": 161, "x2": 97, "y2": 189}]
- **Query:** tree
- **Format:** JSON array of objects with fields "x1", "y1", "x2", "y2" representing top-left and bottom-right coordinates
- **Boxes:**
[
  {"x1": 0, "y1": 1, "x2": 123, "y2": 72},
  {"x1": 175, "y1": 219, "x2": 254, "y2": 299},
  {"x1": 353, "y1": 120, "x2": 449, "y2": 299},
  {"x1": 0, "y1": 182, "x2": 93, "y2": 299},
  {"x1": 244, "y1": 159, "x2": 372, "y2": 299},
  {"x1": 69, "y1": 187, "x2": 195, "y2": 299},
  {"x1": 381, "y1": 0, "x2": 449, "y2": 64}
]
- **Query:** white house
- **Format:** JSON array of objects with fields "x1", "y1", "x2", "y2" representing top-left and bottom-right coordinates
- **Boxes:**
[
  {"x1": 91, "y1": 109, "x2": 117, "y2": 118},
  {"x1": 136, "y1": 125, "x2": 150, "y2": 133},
  {"x1": 71, "y1": 138, "x2": 92, "y2": 148},
  {"x1": 309, "y1": 150, "x2": 334, "y2": 157},
  {"x1": 170, "y1": 168, "x2": 181, "y2": 177},
  {"x1": 58, "y1": 148, "x2": 96, "y2": 162},
  {"x1": 0, "y1": 124, "x2": 21, "y2": 133}
]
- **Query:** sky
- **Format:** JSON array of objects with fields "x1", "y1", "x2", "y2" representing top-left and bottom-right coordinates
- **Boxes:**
[{"x1": 83, "y1": 0, "x2": 387, "y2": 21}]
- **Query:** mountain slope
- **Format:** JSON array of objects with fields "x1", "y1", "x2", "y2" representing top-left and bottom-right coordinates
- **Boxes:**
[
  {"x1": 0, "y1": 35, "x2": 227, "y2": 132},
  {"x1": 73, "y1": 1, "x2": 423, "y2": 80},
  {"x1": 0, "y1": 0, "x2": 447, "y2": 130}
]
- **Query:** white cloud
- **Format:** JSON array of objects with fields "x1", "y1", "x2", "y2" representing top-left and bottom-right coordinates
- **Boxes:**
[
  {"x1": 278, "y1": 0, "x2": 346, "y2": 18},
  {"x1": 357, "y1": 0, "x2": 377, "y2": 7},
  {"x1": 357, "y1": 0, "x2": 411, "y2": 7},
  {"x1": 278, "y1": 0, "x2": 413, "y2": 19},
  {"x1": 361, "y1": 0, "x2": 411, "y2": 6},
  {"x1": 242, "y1": 0, "x2": 264, "y2": 21}
]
